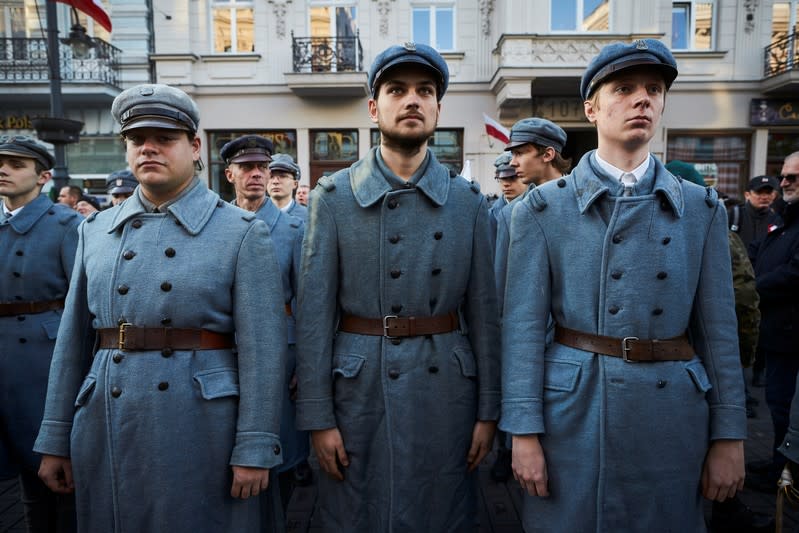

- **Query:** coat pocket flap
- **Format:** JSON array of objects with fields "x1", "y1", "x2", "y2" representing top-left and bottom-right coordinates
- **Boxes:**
[
  {"x1": 453, "y1": 346, "x2": 477, "y2": 378},
  {"x1": 74, "y1": 375, "x2": 97, "y2": 407},
  {"x1": 41, "y1": 317, "x2": 61, "y2": 340},
  {"x1": 332, "y1": 354, "x2": 366, "y2": 379},
  {"x1": 685, "y1": 360, "x2": 713, "y2": 393},
  {"x1": 543, "y1": 359, "x2": 581, "y2": 392},
  {"x1": 194, "y1": 368, "x2": 240, "y2": 399}
]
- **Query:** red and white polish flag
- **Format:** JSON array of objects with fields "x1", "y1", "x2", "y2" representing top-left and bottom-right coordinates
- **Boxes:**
[
  {"x1": 56, "y1": 0, "x2": 112, "y2": 33},
  {"x1": 483, "y1": 113, "x2": 510, "y2": 145}
]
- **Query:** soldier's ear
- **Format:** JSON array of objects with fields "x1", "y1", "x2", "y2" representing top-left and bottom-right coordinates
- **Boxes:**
[{"x1": 37, "y1": 169, "x2": 52, "y2": 188}]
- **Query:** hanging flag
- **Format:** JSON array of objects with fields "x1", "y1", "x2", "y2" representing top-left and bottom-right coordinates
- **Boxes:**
[
  {"x1": 460, "y1": 160, "x2": 472, "y2": 182},
  {"x1": 55, "y1": 0, "x2": 112, "y2": 33},
  {"x1": 483, "y1": 113, "x2": 510, "y2": 145}
]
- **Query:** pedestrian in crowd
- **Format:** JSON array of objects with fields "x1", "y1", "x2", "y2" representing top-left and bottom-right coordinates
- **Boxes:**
[
  {"x1": 56, "y1": 186, "x2": 81, "y2": 210},
  {"x1": 296, "y1": 42, "x2": 500, "y2": 531},
  {"x1": 296, "y1": 183, "x2": 310, "y2": 206},
  {"x1": 746, "y1": 152, "x2": 799, "y2": 495},
  {"x1": 221, "y1": 134, "x2": 312, "y2": 511},
  {"x1": 0, "y1": 135, "x2": 80, "y2": 533},
  {"x1": 268, "y1": 154, "x2": 307, "y2": 221},
  {"x1": 74, "y1": 196, "x2": 99, "y2": 217},
  {"x1": 34, "y1": 83, "x2": 287, "y2": 532},
  {"x1": 502, "y1": 39, "x2": 746, "y2": 532},
  {"x1": 488, "y1": 151, "x2": 526, "y2": 235},
  {"x1": 105, "y1": 169, "x2": 137, "y2": 206}
]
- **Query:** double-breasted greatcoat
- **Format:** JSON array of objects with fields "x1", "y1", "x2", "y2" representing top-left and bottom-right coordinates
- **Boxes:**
[
  {"x1": 0, "y1": 195, "x2": 79, "y2": 477},
  {"x1": 34, "y1": 181, "x2": 287, "y2": 532},
  {"x1": 501, "y1": 152, "x2": 746, "y2": 532},
  {"x1": 296, "y1": 147, "x2": 500, "y2": 532}
]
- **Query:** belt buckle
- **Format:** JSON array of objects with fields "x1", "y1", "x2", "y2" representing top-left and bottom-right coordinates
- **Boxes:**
[
  {"x1": 118, "y1": 322, "x2": 132, "y2": 351},
  {"x1": 622, "y1": 336, "x2": 639, "y2": 363},
  {"x1": 383, "y1": 315, "x2": 398, "y2": 339}
]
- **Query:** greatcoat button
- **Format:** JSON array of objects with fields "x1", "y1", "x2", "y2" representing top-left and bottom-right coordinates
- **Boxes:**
[
  {"x1": 656, "y1": 272, "x2": 668, "y2": 280},
  {"x1": 391, "y1": 304, "x2": 402, "y2": 313},
  {"x1": 111, "y1": 387, "x2": 122, "y2": 398},
  {"x1": 123, "y1": 250, "x2": 136, "y2": 260},
  {"x1": 611, "y1": 271, "x2": 622, "y2": 280},
  {"x1": 557, "y1": 178, "x2": 566, "y2": 188},
  {"x1": 431, "y1": 268, "x2": 442, "y2": 276},
  {"x1": 117, "y1": 285, "x2": 129, "y2": 295},
  {"x1": 15, "y1": 250, "x2": 22, "y2": 256},
  {"x1": 162, "y1": 348, "x2": 173, "y2": 357},
  {"x1": 273, "y1": 445, "x2": 281, "y2": 455},
  {"x1": 19, "y1": 338, "x2": 26, "y2": 343},
  {"x1": 161, "y1": 317, "x2": 172, "y2": 325},
  {"x1": 391, "y1": 338, "x2": 402, "y2": 345},
  {"x1": 652, "y1": 308, "x2": 663, "y2": 316},
  {"x1": 608, "y1": 305, "x2": 620, "y2": 315},
  {"x1": 387, "y1": 199, "x2": 398, "y2": 209},
  {"x1": 158, "y1": 382, "x2": 169, "y2": 391},
  {"x1": 12, "y1": 272, "x2": 20, "y2": 277},
  {"x1": 612, "y1": 235, "x2": 623, "y2": 244},
  {"x1": 662, "y1": 237, "x2": 671, "y2": 245},
  {"x1": 434, "y1": 231, "x2": 443, "y2": 240},
  {"x1": 657, "y1": 380, "x2": 667, "y2": 388},
  {"x1": 389, "y1": 235, "x2": 400, "y2": 244},
  {"x1": 113, "y1": 353, "x2": 123, "y2": 364},
  {"x1": 429, "y1": 297, "x2": 437, "y2": 307},
  {"x1": 164, "y1": 248, "x2": 176, "y2": 257},
  {"x1": 131, "y1": 219, "x2": 143, "y2": 228},
  {"x1": 17, "y1": 316, "x2": 25, "y2": 321},
  {"x1": 160, "y1": 282, "x2": 172, "y2": 292},
  {"x1": 390, "y1": 270, "x2": 401, "y2": 279},
  {"x1": 428, "y1": 366, "x2": 439, "y2": 374},
  {"x1": 388, "y1": 369, "x2": 400, "y2": 379}
]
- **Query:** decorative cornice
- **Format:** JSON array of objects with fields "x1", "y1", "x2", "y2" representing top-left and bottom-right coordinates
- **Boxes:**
[
  {"x1": 479, "y1": 0, "x2": 495, "y2": 36},
  {"x1": 372, "y1": 0, "x2": 395, "y2": 36},
  {"x1": 268, "y1": 0, "x2": 293, "y2": 39}
]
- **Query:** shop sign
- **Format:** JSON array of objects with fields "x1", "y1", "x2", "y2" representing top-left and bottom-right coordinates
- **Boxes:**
[
  {"x1": 0, "y1": 114, "x2": 34, "y2": 130},
  {"x1": 531, "y1": 97, "x2": 588, "y2": 123},
  {"x1": 751, "y1": 99, "x2": 799, "y2": 126}
]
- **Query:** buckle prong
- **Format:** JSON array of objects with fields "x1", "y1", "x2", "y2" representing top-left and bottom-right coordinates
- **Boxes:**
[{"x1": 622, "y1": 336, "x2": 639, "y2": 363}]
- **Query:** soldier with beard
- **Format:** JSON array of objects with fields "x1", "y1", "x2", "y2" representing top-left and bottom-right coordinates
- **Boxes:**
[{"x1": 296, "y1": 43, "x2": 500, "y2": 532}]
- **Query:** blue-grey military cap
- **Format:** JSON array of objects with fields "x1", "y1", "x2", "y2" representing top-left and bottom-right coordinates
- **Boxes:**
[
  {"x1": 581, "y1": 39, "x2": 678, "y2": 101},
  {"x1": 105, "y1": 169, "x2": 138, "y2": 194},
  {"x1": 494, "y1": 151, "x2": 516, "y2": 180},
  {"x1": 504, "y1": 117, "x2": 567, "y2": 153},
  {"x1": 368, "y1": 42, "x2": 449, "y2": 100},
  {"x1": 111, "y1": 84, "x2": 200, "y2": 133},
  {"x1": 0, "y1": 135, "x2": 54, "y2": 169},
  {"x1": 220, "y1": 135, "x2": 274, "y2": 165},
  {"x1": 269, "y1": 153, "x2": 300, "y2": 180}
]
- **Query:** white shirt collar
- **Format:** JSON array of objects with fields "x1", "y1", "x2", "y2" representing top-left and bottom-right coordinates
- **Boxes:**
[
  {"x1": 594, "y1": 152, "x2": 650, "y2": 183},
  {"x1": 3, "y1": 202, "x2": 24, "y2": 218},
  {"x1": 280, "y1": 199, "x2": 295, "y2": 213}
]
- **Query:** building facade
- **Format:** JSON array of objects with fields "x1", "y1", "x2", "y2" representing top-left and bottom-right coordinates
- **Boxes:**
[{"x1": 2, "y1": 0, "x2": 798, "y2": 201}]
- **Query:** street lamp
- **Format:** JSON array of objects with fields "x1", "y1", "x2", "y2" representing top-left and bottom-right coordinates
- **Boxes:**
[{"x1": 32, "y1": 2, "x2": 87, "y2": 193}]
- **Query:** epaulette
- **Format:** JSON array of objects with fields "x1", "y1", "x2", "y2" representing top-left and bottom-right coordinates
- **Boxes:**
[
  {"x1": 529, "y1": 187, "x2": 548, "y2": 212},
  {"x1": 318, "y1": 175, "x2": 336, "y2": 192},
  {"x1": 469, "y1": 180, "x2": 480, "y2": 194},
  {"x1": 704, "y1": 186, "x2": 718, "y2": 208}
]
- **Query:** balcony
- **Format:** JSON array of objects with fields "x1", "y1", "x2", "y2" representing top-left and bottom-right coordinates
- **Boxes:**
[
  {"x1": 0, "y1": 37, "x2": 121, "y2": 104},
  {"x1": 762, "y1": 31, "x2": 799, "y2": 95},
  {"x1": 284, "y1": 32, "x2": 368, "y2": 97}
]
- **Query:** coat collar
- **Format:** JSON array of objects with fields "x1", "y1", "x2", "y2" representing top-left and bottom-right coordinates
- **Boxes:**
[
  {"x1": 350, "y1": 147, "x2": 450, "y2": 208},
  {"x1": 4, "y1": 194, "x2": 55, "y2": 234},
  {"x1": 572, "y1": 151, "x2": 685, "y2": 217},
  {"x1": 108, "y1": 179, "x2": 220, "y2": 235},
  {"x1": 230, "y1": 197, "x2": 281, "y2": 231}
]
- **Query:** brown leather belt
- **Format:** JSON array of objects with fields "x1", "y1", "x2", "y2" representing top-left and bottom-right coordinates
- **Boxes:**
[
  {"x1": 339, "y1": 312, "x2": 460, "y2": 338},
  {"x1": 554, "y1": 325, "x2": 694, "y2": 362},
  {"x1": 0, "y1": 299, "x2": 65, "y2": 317},
  {"x1": 285, "y1": 303, "x2": 293, "y2": 317},
  {"x1": 98, "y1": 325, "x2": 235, "y2": 351}
]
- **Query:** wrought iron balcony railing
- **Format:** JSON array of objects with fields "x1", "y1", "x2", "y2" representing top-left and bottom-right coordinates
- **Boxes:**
[
  {"x1": 0, "y1": 37, "x2": 120, "y2": 85},
  {"x1": 765, "y1": 31, "x2": 799, "y2": 78},
  {"x1": 291, "y1": 32, "x2": 363, "y2": 73}
]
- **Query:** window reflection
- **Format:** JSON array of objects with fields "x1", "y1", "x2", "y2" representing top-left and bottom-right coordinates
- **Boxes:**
[{"x1": 213, "y1": 1, "x2": 254, "y2": 53}]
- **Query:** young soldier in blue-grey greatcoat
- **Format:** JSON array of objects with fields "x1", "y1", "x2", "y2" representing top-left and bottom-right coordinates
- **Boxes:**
[
  {"x1": 269, "y1": 154, "x2": 308, "y2": 222},
  {"x1": 0, "y1": 135, "x2": 80, "y2": 532},
  {"x1": 502, "y1": 40, "x2": 746, "y2": 532},
  {"x1": 296, "y1": 43, "x2": 500, "y2": 532},
  {"x1": 34, "y1": 84, "x2": 287, "y2": 533},
  {"x1": 222, "y1": 134, "x2": 310, "y2": 509}
]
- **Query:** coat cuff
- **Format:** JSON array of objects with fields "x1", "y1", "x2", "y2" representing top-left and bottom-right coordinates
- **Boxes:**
[
  {"x1": 498, "y1": 398, "x2": 545, "y2": 435},
  {"x1": 33, "y1": 420, "x2": 73, "y2": 457},
  {"x1": 296, "y1": 397, "x2": 337, "y2": 431},
  {"x1": 477, "y1": 390, "x2": 501, "y2": 421},
  {"x1": 709, "y1": 404, "x2": 747, "y2": 441},
  {"x1": 230, "y1": 431, "x2": 283, "y2": 469}
]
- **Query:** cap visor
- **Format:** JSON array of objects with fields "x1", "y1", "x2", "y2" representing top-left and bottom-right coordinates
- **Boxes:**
[
  {"x1": 230, "y1": 154, "x2": 272, "y2": 164},
  {"x1": 109, "y1": 187, "x2": 135, "y2": 194},
  {"x1": 504, "y1": 140, "x2": 530, "y2": 151},
  {"x1": 121, "y1": 117, "x2": 192, "y2": 133}
]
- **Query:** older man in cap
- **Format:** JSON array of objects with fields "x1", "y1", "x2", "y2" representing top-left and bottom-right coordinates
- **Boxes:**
[
  {"x1": 105, "y1": 169, "x2": 137, "y2": 206},
  {"x1": 502, "y1": 39, "x2": 745, "y2": 531},
  {"x1": 296, "y1": 42, "x2": 499, "y2": 531},
  {"x1": 221, "y1": 134, "x2": 311, "y2": 509},
  {"x1": 268, "y1": 153, "x2": 307, "y2": 221},
  {"x1": 34, "y1": 84, "x2": 287, "y2": 532},
  {"x1": 0, "y1": 135, "x2": 79, "y2": 533}
]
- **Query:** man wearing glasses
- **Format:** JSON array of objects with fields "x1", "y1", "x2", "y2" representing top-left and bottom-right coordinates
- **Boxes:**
[
  {"x1": 748, "y1": 154, "x2": 799, "y2": 493},
  {"x1": 268, "y1": 154, "x2": 307, "y2": 222}
]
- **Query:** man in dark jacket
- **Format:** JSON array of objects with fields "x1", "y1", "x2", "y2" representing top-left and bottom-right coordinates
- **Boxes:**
[{"x1": 748, "y1": 152, "x2": 799, "y2": 492}]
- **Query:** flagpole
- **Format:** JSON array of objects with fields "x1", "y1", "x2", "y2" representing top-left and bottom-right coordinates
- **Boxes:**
[{"x1": 45, "y1": 0, "x2": 69, "y2": 191}]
